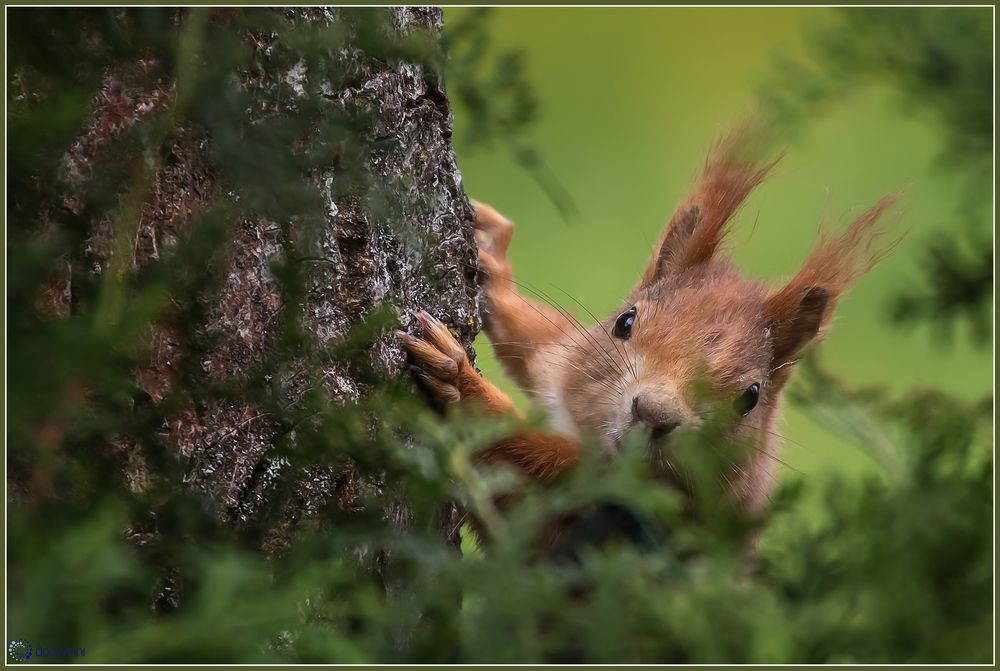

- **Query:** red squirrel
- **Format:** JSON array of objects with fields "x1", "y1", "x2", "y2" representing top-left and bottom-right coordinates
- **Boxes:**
[{"x1": 398, "y1": 124, "x2": 900, "y2": 518}]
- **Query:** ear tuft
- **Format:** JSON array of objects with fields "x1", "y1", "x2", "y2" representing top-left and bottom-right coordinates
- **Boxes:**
[
  {"x1": 641, "y1": 118, "x2": 781, "y2": 286},
  {"x1": 766, "y1": 193, "x2": 905, "y2": 366}
]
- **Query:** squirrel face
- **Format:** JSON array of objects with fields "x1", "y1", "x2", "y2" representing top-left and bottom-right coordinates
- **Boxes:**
[
  {"x1": 561, "y1": 264, "x2": 775, "y2": 454},
  {"x1": 546, "y1": 123, "x2": 901, "y2": 486},
  {"x1": 470, "y1": 120, "x2": 901, "y2": 511}
]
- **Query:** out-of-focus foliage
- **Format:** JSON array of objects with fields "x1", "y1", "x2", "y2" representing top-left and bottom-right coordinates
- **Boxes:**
[
  {"x1": 889, "y1": 232, "x2": 993, "y2": 345},
  {"x1": 6, "y1": 7, "x2": 994, "y2": 665},
  {"x1": 760, "y1": 7, "x2": 993, "y2": 346},
  {"x1": 9, "y1": 340, "x2": 993, "y2": 662},
  {"x1": 445, "y1": 8, "x2": 576, "y2": 221}
]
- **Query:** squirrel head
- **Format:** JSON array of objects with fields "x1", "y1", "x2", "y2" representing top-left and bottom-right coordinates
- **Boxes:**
[{"x1": 558, "y1": 123, "x2": 902, "y2": 472}]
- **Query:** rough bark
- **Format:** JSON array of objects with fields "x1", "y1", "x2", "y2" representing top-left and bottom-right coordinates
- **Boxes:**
[{"x1": 38, "y1": 7, "x2": 478, "y2": 561}]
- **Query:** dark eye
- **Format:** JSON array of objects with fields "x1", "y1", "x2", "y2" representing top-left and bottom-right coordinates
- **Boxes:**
[
  {"x1": 735, "y1": 383, "x2": 760, "y2": 416},
  {"x1": 613, "y1": 307, "x2": 637, "y2": 340}
]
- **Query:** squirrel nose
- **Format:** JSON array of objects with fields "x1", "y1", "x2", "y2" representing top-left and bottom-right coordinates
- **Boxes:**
[{"x1": 631, "y1": 392, "x2": 682, "y2": 435}]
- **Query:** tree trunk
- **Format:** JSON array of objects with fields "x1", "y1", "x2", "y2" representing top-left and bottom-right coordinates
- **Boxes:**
[{"x1": 27, "y1": 7, "x2": 478, "y2": 570}]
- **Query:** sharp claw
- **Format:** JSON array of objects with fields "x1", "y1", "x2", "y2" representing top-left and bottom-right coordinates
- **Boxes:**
[{"x1": 414, "y1": 310, "x2": 434, "y2": 328}]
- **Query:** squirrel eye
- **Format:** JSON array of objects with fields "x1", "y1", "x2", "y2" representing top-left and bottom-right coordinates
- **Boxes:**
[
  {"x1": 613, "y1": 307, "x2": 637, "y2": 340},
  {"x1": 735, "y1": 383, "x2": 760, "y2": 416}
]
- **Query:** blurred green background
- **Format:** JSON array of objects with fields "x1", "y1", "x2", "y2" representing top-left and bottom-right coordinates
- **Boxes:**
[{"x1": 446, "y1": 6, "x2": 992, "y2": 483}]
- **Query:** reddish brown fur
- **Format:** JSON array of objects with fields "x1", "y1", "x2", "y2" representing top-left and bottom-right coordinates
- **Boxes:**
[
  {"x1": 473, "y1": 431, "x2": 581, "y2": 482},
  {"x1": 401, "y1": 122, "x2": 901, "y2": 526},
  {"x1": 765, "y1": 193, "x2": 904, "y2": 333},
  {"x1": 643, "y1": 121, "x2": 780, "y2": 283}
]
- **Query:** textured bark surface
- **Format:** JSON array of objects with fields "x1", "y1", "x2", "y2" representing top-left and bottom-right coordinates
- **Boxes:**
[{"x1": 45, "y1": 7, "x2": 478, "y2": 557}]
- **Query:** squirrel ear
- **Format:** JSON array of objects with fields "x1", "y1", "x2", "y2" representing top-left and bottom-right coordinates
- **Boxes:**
[
  {"x1": 764, "y1": 192, "x2": 904, "y2": 367},
  {"x1": 639, "y1": 120, "x2": 779, "y2": 287},
  {"x1": 766, "y1": 286, "x2": 830, "y2": 366},
  {"x1": 647, "y1": 205, "x2": 702, "y2": 280}
]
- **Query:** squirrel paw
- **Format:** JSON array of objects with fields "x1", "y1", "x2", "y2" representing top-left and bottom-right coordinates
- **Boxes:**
[
  {"x1": 397, "y1": 311, "x2": 470, "y2": 406},
  {"x1": 471, "y1": 200, "x2": 514, "y2": 284},
  {"x1": 471, "y1": 200, "x2": 514, "y2": 255}
]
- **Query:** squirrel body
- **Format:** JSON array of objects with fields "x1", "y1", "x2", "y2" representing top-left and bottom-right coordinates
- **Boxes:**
[{"x1": 400, "y1": 124, "x2": 900, "y2": 518}]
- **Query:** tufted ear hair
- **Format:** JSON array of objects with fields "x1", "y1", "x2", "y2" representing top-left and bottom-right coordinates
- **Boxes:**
[
  {"x1": 640, "y1": 119, "x2": 781, "y2": 287},
  {"x1": 765, "y1": 193, "x2": 904, "y2": 367}
]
